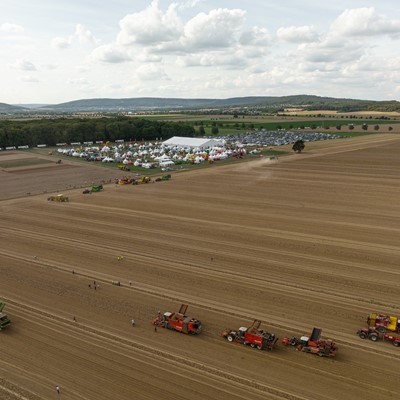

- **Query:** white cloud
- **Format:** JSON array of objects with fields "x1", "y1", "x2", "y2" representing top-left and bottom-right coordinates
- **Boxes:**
[
  {"x1": 117, "y1": 0, "x2": 182, "y2": 46},
  {"x1": 90, "y1": 44, "x2": 132, "y2": 63},
  {"x1": 277, "y1": 25, "x2": 319, "y2": 43},
  {"x1": 51, "y1": 36, "x2": 72, "y2": 49},
  {"x1": 68, "y1": 78, "x2": 90, "y2": 86},
  {"x1": 0, "y1": 23, "x2": 24, "y2": 33},
  {"x1": 181, "y1": 8, "x2": 246, "y2": 50},
  {"x1": 75, "y1": 24, "x2": 99, "y2": 45},
  {"x1": 332, "y1": 7, "x2": 400, "y2": 37},
  {"x1": 136, "y1": 63, "x2": 170, "y2": 80},
  {"x1": 15, "y1": 59, "x2": 37, "y2": 71}
]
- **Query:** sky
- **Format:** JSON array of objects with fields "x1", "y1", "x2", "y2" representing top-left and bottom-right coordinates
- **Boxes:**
[{"x1": 1, "y1": 0, "x2": 400, "y2": 104}]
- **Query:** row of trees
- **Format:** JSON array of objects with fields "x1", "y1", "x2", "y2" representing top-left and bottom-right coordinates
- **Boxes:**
[{"x1": 0, "y1": 117, "x2": 195, "y2": 148}]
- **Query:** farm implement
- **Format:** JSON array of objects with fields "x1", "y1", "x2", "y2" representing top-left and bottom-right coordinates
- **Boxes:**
[
  {"x1": 0, "y1": 302, "x2": 11, "y2": 331},
  {"x1": 357, "y1": 327, "x2": 400, "y2": 347},
  {"x1": 221, "y1": 319, "x2": 278, "y2": 350},
  {"x1": 367, "y1": 313, "x2": 400, "y2": 333},
  {"x1": 48, "y1": 194, "x2": 69, "y2": 202},
  {"x1": 152, "y1": 304, "x2": 201, "y2": 334},
  {"x1": 281, "y1": 327, "x2": 337, "y2": 357}
]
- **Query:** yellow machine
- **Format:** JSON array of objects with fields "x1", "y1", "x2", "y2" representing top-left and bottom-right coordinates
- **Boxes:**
[
  {"x1": 48, "y1": 194, "x2": 69, "y2": 202},
  {"x1": 138, "y1": 176, "x2": 152, "y2": 184}
]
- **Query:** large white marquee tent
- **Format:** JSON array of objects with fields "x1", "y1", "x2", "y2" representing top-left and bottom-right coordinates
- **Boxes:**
[{"x1": 162, "y1": 136, "x2": 223, "y2": 148}]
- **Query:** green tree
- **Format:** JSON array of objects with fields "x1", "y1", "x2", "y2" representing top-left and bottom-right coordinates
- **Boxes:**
[
  {"x1": 374, "y1": 125, "x2": 380, "y2": 131},
  {"x1": 292, "y1": 140, "x2": 305, "y2": 153},
  {"x1": 211, "y1": 126, "x2": 219, "y2": 134},
  {"x1": 198, "y1": 125, "x2": 205, "y2": 135}
]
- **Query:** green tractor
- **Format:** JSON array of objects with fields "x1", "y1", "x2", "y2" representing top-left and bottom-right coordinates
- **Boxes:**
[
  {"x1": 0, "y1": 302, "x2": 11, "y2": 331},
  {"x1": 91, "y1": 185, "x2": 103, "y2": 192}
]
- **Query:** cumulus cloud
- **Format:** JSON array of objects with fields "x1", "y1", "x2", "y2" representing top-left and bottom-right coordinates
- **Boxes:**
[
  {"x1": 0, "y1": 23, "x2": 24, "y2": 33},
  {"x1": 181, "y1": 8, "x2": 246, "y2": 50},
  {"x1": 332, "y1": 7, "x2": 400, "y2": 37},
  {"x1": 15, "y1": 59, "x2": 37, "y2": 71},
  {"x1": 75, "y1": 24, "x2": 99, "y2": 45},
  {"x1": 90, "y1": 44, "x2": 132, "y2": 63},
  {"x1": 276, "y1": 25, "x2": 319, "y2": 43},
  {"x1": 51, "y1": 36, "x2": 72, "y2": 49},
  {"x1": 117, "y1": 0, "x2": 182, "y2": 46}
]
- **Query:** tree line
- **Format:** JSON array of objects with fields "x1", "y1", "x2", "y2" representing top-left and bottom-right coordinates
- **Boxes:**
[{"x1": 0, "y1": 117, "x2": 195, "y2": 148}]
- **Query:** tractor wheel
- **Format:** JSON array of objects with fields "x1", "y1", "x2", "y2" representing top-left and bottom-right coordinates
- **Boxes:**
[
  {"x1": 250, "y1": 343, "x2": 255, "y2": 348},
  {"x1": 227, "y1": 335, "x2": 234, "y2": 342},
  {"x1": 369, "y1": 333, "x2": 379, "y2": 342},
  {"x1": 243, "y1": 341, "x2": 248, "y2": 345},
  {"x1": 376, "y1": 326, "x2": 386, "y2": 334},
  {"x1": 359, "y1": 332, "x2": 367, "y2": 339},
  {"x1": 393, "y1": 341, "x2": 400, "y2": 347},
  {"x1": 256, "y1": 345, "x2": 262, "y2": 350}
]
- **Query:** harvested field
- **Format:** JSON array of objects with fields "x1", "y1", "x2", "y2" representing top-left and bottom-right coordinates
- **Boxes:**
[{"x1": 1, "y1": 134, "x2": 400, "y2": 400}]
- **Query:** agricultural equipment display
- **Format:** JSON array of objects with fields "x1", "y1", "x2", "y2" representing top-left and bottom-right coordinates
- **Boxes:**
[
  {"x1": 357, "y1": 327, "x2": 400, "y2": 347},
  {"x1": 221, "y1": 319, "x2": 278, "y2": 350},
  {"x1": 118, "y1": 165, "x2": 130, "y2": 171},
  {"x1": 0, "y1": 302, "x2": 11, "y2": 331},
  {"x1": 153, "y1": 304, "x2": 201, "y2": 334},
  {"x1": 367, "y1": 313, "x2": 400, "y2": 333},
  {"x1": 281, "y1": 328, "x2": 337, "y2": 357},
  {"x1": 138, "y1": 176, "x2": 152, "y2": 184},
  {"x1": 48, "y1": 194, "x2": 69, "y2": 202},
  {"x1": 155, "y1": 175, "x2": 171, "y2": 182}
]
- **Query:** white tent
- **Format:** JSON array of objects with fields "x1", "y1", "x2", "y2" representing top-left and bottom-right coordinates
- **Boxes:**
[{"x1": 163, "y1": 136, "x2": 223, "y2": 148}]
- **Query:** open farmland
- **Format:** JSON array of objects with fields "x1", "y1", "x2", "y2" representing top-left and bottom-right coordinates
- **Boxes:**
[{"x1": 1, "y1": 134, "x2": 400, "y2": 400}]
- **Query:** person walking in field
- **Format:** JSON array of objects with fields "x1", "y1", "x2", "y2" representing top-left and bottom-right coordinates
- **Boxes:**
[
  {"x1": 56, "y1": 386, "x2": 60, "y2": 395},
  {"x1": 131, "y1": 319, "x2": 135, "y2": 327}
]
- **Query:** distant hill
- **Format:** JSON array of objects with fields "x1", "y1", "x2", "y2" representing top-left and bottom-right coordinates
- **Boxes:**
[
  {"x1": 0, "y1": 103, "x2": 28, "y2": 113},
  {"x1": 2, "y1": 95, "x2": 400, "y2": 113}
]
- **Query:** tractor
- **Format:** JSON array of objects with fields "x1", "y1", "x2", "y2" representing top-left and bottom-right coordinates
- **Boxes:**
[
  {"x1": 155, "y1": 175, "x2": 171, "y2": 182},
  {"x1": 118, "y1": 165, "x2": 130, "y2": 171},
  {"x1": 116, "y1": 177, "x2": 132, "y2": 185},
  {"x1": 221, "y1": 319, "x2": 278, "y2": 350},
  {"x1": 281, "y1": 327, "x2": 337, "y2": 357},
  {"x1": 357, "y1": 327, "x2": 380, "y2": 342},
  {"x1": 91, "y1": 185, "x2": 103, "y2": 192},
  {"x1": 152, "y1": 304, "x2": 201, "y2": 334},
  {"x1": 367, "y1": 313, "x2": 400, "y2": 333},
  {"x1": 48, "y1": 194, "x2": 69, "y2": 202},
  {"x1": 357, "y1": 327, "x2": 400, "y2": 347},
  {"x1": 0, "y1": 302, "x2": 11, "y2": 331},
  {"x1": 138, "y1": 176, "x2": 152, "y2": 184}
]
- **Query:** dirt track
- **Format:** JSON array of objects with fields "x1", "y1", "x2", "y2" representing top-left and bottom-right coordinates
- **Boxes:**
[{"x1": 1, "y1": 134, "x2": 400, "y2": 400}]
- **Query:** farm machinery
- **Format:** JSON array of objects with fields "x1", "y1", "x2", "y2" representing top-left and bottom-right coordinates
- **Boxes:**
[
  {"x1": 48, "y1": 194, "x2": 69, "y2": 202},
  {"x1": 152, "y1": 304, "x2": 202, "y2": 334},
  {"x1": 0, "y1": 302, "x2": 11, "y2": 331},
  {"x1": 281, "y1": 328, "x2": 337, "y2": 357},
  {"x1": 118, "y1": 165, "x2": 130, "y2": 171},
  {"x1": 155, "y1": 175, "x2": 171, "y2": 182},
  {"x1": 221, "y1": 319, "x2": 278, "y2": 350},
  {"x1": 357, "y1": 327, "x2": 400, "y2": 347},
  {"x1": 138, "y1": 176, "x2": 152, "y2": 184},
  {"x1": 367, "y1": 313, "x2": 400, "y2": 333},
  {"x1": 116, "y1": 177, "x2": 133, "y2": 185},
  {"x1": 83, "y1": 185, "x2": 103, "y2": 194}
]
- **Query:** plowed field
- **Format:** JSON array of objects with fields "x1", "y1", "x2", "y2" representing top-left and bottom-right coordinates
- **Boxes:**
[{"x1": 1, "y1": 134, "x2": 400, "y2": 400}]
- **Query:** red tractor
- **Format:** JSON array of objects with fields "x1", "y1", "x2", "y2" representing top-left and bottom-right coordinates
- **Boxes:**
[
  {"x1": 221, "y1": 320, "x2": 278, "y2": 350},
  {"x1": 357, "y1": 327, "x2": 380, "y2": 342},
  {"x1": 367, "y1": 313, "x2": 400, "y2": 333},
  {"x1": 152, "y1": 304, "x2": 201, "y2": 334},
  {"x1": 357, "y1": 327, "x2": 400, "y2": 347},
  {"x1": 282, "y1": 328, "x2": 337, "y2": 357}
]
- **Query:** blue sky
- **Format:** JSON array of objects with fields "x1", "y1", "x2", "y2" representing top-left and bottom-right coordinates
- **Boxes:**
[{"x1": 1, "y1": 0, "x2": 400, "y2": 104}]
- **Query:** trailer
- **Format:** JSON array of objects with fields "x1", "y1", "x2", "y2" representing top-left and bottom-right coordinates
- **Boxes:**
[
  {"x1": 281, "y1": 328, "x2": 337, "y2": 357},
  {"x1": 384, "y1": 334, "x2": 400, "y2": 347},
  {"x1": 221, "y1": 319, "x2": 278, "y2": 350},
  {"x1": 153, "y1": 304, "x2": 201, "y2": 335}
]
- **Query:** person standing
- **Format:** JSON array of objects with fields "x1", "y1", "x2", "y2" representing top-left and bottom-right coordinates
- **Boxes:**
[
  {"x1": 56, "y1": 386, "x2": 60, "y2": 395},
  {"x1": 131, "y1": 319, "x2": 135, "y2": 327}
]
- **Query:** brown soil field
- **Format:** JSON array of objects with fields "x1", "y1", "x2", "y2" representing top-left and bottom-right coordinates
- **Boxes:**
[{"x1": 1, "y1": 134, "x2": 400, "y2": 400}]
